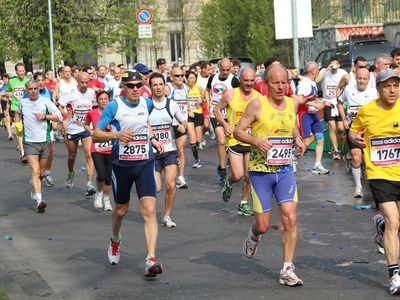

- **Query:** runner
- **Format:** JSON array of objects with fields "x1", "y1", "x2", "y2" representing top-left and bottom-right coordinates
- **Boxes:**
[
  {"x1": 148, "y1": 73, "x2": 187, "y2": 227},
  {"x1": 6, "y1": 63, "x2": 29, "y2": 163},
  {"x1": 215, "y1": 68, "x2": 257, "y2": 217},
  {"x1": 349, "y1": 68, "x2": 400, "y2": 295},
  {"x1": 165, "y1": 66, "x2": 189, "y2": 189},
  {"x1": 205, "y1": 58, "x2": 240, "y2": 182},
  {"x1": 315, "y1": 57, "x2": 348, "y2": 160},
  {"x1": 296, "y1": 61, "x2": 329, "y2": 174},
  {"x1": 234, "y1": 64, "x2": 306, "y2": 286},
  {"x1": 57, "y1": 72, "x2": 97, "y2": 196},
  {"x1": 92, "y1": 70, "x2": 164, "y2": 277},
  {"x1": 338, "y1": 68, "x2": 379, "y2": 197},
  {"x1": 84, "y1": 91, "x2": 113, "y2": 211},
  {"x1": 15, "y1": 80, "x2": 62, "y2": 212}
]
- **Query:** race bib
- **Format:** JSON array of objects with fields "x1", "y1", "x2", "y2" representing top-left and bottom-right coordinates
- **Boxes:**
[
  {"x1": 266, "y1": 136, "x2": 293, "y2": 165},
  {"x1": 94, "y1": 141, "x2": 112, "y2": 153},
  {"x1": 370, "y1": 136, "x2": 400, "y2": 167},
  {"x1": 188, "y1": 97, "x2": 200, "y2": 111},
  {"x1": 175, "y1": 99, "x2": 188, "y2": 117},
  {"x1": 14, "y1": 87, "x2": 24, "y2": 100},
  {"x1": 152, "y1": 124, "x2": 172, "y2": 145},
  {"x1": 347, "y1": 105, "x2": 361, "y2": 121},
  {"x1": 119, "y1": 134, "x2": 149, "y2": 161},
  {"x1": 326, "y1": 85, "x2": 336, "y2": 99},
  {"x1": 73, "y1": 105, "x2": 91, "y2": 125}
]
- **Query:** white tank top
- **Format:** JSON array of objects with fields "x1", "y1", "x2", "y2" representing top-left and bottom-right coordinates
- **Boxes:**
[
  {"x1": 166, "y1": 82, "x2": 188, "y2": 124},
  {"x1": 320, "y1": 69, "x2": 348, "y2": 103}
]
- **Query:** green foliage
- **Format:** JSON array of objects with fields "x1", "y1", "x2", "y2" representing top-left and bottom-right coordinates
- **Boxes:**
[
  {"x1": 197, "y1": 0, "x2": 294, "y2": 65},
  {"x1": 0, "y1": 0, "x2": 160, "y2": 68}
]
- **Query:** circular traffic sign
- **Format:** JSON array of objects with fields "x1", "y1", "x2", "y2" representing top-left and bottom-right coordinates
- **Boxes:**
[{"x1": 136, "y1": 8, "x2": 153, "y2": 25}]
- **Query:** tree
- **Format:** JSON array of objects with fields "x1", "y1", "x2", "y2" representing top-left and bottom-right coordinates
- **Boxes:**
[{"x1": 197, "y1": 0, "x2": 293, "y2": 65}]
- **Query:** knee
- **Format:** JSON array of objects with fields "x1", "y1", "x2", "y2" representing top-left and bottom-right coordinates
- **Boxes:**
[
  {"x1": 281, "y1": 212, "x2": 297, "y2": 231},
  {"x1": 31, "y1": 168, "x2": 40, "y2": 177},
  {"x1": 115, "y1": 206, "x2": 128, "y2": 219},
  {"x1": 352, "y1": 156, "x2": 361, "y2": 167},
  {"x1": 255, "y1": 220, "x2": 270, "y2": 234},
  {"x1": 231, "y1": 171, "x2": 244, "y2": 182},
  {"x1": 165, "y1": 179, "x2": 176, "y2": 193},
  {"x1": 385, "y1": 217, "x2": 400, "y2": 232},
  {"x1": 218, "y1": 139, "x2": 225, "y2": 147},
  {"x1": 141, "y1": 205, "x2": 156, "y2": 219},
  {"x1": 68, "y1": 152, "x2": 76, "y2": 160}
]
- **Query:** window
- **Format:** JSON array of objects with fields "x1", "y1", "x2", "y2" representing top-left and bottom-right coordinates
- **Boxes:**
[
  {"x1": 169, "y1": 33, "x2": 183, "y2": 63},
  {"x1": 168, "y1": 0, "x2": 181, "y2": 17}
]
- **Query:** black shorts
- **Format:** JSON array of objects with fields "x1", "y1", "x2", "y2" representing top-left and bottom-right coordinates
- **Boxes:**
[
  {"x1": 188, "y1": 112, "x2": 204, "y2": 127},
  {"x1": 155, "y1": 150, "x2": 178, "y2": 172},
  {"x1": 369, "y1": 179, "x2": 400, "y2": 209},
  {"x1": 1, "y1": 99, "x2": 8, "y2": 111},
  {"x1": 9, "y1": 110, "x2": 15, "y2": 119},
  {"x1": 210, "y1": 117, "x2": 227, "y2": 129},
  {"x1": 227, "y1": 144, "x2": 251, "y2": 155},
  {"x1": 323, "y1": 106, "x2": 343, "y2": 122},
  {"x1": 173, "y1": 125, "x2": 186, "y2": 140}
]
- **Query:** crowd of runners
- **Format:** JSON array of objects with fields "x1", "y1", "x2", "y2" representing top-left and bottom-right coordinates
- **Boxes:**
[{"x1": 1, "y1": 49, "x2": 400, "y2": 293}]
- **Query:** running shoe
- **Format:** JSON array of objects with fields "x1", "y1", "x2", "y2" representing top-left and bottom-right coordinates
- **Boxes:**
[
  {"x1": 94, "y1": 192, "x2": 103, "y2": 209},
  {"x1": 373, "y1": 214, "x2": 384, "y2": 252},
  {"x1": 243, "y1": 227, "x2": 260, "y2": 258},
  {"x1": 44, "y1": 175, "x2": 55, "y2": 187},
  {"x1": 85, "y1": 183, "x2": 97, "y2": 196},
  {"x1": 333, "y1": 151, "x2": 340, "y2": 160},
  {"x1": 390, "y1": 269, "x2": 400, "y2": 295},
  {"x1": 221, "y1": 179, "x2": 233, "y2": 202},
  {"x1": 20, "y1": 154, "x2": 28, "y2": 164},
  {"x1": 107, "y1": 238, "x2": 121, "y2": 265},
  {"x1": 65, "y1": 171, "x2": 75, "y2": 189},
  {"x1": 279, "y1": 264, "x2": 304, "y2": 286},
  {"x1": 8, "y1": 134, "x2": 13, "y2": 141},
  {"x1": 201, "y1": 137, "x2": 206, "y2": 146},
  {"x1": 343, "y1": 154, "x2": 352, "y2": 171},
  {"x1": 16, "y1": 145, "x2": 21, "y2": 151},
  {"x1": 103, "y1": 199, "x2": 113, "y2": 211},
  {"x1": 197, "y1": 143, "x2": 203, "y2": 150},
  {"x1": 216, "y1": 165, "x2": 227, "y2": 182},
  {"x1": 238, "y1": 203, "x2": 254, "y2": 216},
  {"x1": 354, "y1": 186, "x2": 363, "y2": 198},
  {"x1": 37, "y1": 200, "x2": 47, "y2": 213},
  {"x1": 176, "y1": 176, "x2": 188, "y2": 189},
  {"x1": 144, "y1": 257, "x2": 163, "y2": 277},
  {"x1": 31, "y1": 190, "x2": 37, "y2": 202},
  {"x1": 161, "y1": 216, "x2": 176, "y2": 228},
  {"x1": 311, "y1": 164, "x2": 330, "y2": 175},
  {"x1": 192, "y1": 159, "x2": 201, "y2": 168}
]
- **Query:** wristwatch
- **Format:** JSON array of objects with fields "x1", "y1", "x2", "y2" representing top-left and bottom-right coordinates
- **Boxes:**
[{"x1": 150, "y1": 135, "x2": 158, "y2": 142}]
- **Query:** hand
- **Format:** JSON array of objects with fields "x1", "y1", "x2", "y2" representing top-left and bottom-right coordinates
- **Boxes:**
[
  {"x1": 223, "y1": 124, "x2": 232, "y2": 137},
  {"x1": 152, "y1": 140, "x2": 164, "y2": 154},
  {"x1": 343, "y1": 119, "x2": 350, "y2": 130},
  {"x1": 324, "y1": 102, "x2": 334, "y2": 108},
  {"x1": 118, "y1": 130, "x2": 134, "y2": 143},
  {"x1": 294, "y1": 139, "x2": 306, "y2": 157},
  {"x1": 177, "y1": 124, "x2": 186, "y2": 133},
  {"x1": 188, "y1": 111, "x2": 194, "y2": 118},
  {"x1": 312, "y1": 101, "x2": 325, "y2": 110},
  {"x1": 256, "y1": 138, "x2": 273, "y2": 152},
  {"x1": 35, "y1": 112, "x2": 46, "y2": 120},
  {"x1": 354, "y1": 129, "x2": 367, "y2": 149}
]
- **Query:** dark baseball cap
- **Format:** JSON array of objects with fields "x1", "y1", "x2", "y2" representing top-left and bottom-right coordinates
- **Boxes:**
[
  {"x1": 135, "y1": 63, "x2": 151, "y2": 74},
  {"x1": 376, "y1": 68, "x2": 399, "y2": 84},
  {"x1": 121, "y1": 71, "x2": 142, "y2": 82}
]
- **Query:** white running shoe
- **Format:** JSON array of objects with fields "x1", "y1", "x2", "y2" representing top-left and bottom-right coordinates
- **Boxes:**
[
  {"x1": 94, "y1": 192, "x2": 103, "y2": 209},
  {"x1": 311, "y1": 164, "x2": 330, "y2": 175},
  {"x1": 354, "y1": 186, "x2": 363, "y2": 198},
  {"x1": 103, "y1": 199, "x2": 113, "y2": 211},
  {"x1": 44, "y1": 175, "x2": 55, "y2": 187},
  {"x1": 107, "y1": 238, "x2": 121, "y2": 265},
  {"x1": 279, "y1": 264, "x2": 304, "y2": 286},
  {"x1": 243, "y1": 227, "x2": 260, "y2": 258},
  {"x1": 390, "y1": 269, "x2": 400, "y2": 295},
  {"x1": 161, "y1": 216, "x2": 176, "y2": 228},
  {"x1": 176, "y1": 176, "x2": 188, "y2": 189}
]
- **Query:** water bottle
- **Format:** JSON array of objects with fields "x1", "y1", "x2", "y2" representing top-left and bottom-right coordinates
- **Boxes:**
[{"x1": 353, "y1": 204, "x2": 371, "y2": 210}]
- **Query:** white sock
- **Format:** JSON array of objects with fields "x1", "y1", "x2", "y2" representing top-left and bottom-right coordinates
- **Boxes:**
[
  {"x1": 283, "y1": 262, "x2": 293, "y2": 270},
  {"x1": 314, "y1": 162, "x2": 321, "y2": 167},
  {"x1": 35, "y1": 193, "x2": 42, "y2": 201},
  {"x1": 352, "y1": 166, "x2": 362, "y2": 188},
  {"x1": 240, "y1": 200, "x2": 247, "y2": 205},
  {"x1": 45, "y1": 170, "x2": 51, "y2": 176}
]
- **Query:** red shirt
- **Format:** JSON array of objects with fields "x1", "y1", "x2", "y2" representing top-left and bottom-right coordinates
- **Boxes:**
[
  {"x1": 141, "y1": 84, "x2": 152, "y2": 98},
  {"x1": 86, "y1": 109, "x2": 111, "y2": 154},
  {"x1": 89, "y1": 79, "x2": 103, "y2": 91},
  {"x1": 45, "y1": 80, "x2": 57, "y2": 93}
]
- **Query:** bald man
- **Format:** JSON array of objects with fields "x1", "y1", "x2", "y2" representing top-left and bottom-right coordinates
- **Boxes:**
[
  {"x1": 234, "y1": 64, "x2": 306, "y2": 287},
  {"x1": 338, "y1": 68, "x2": 379, "y2": 198},
  {"x1": 205, "y1": 58, "x2": 240, "y2": 182},
  {"x1": 58, "y1": 72, "x2": 97, "y2": 196},
  {"x1": 214, "y1": 68, "x2": 258, "y2": 217}
]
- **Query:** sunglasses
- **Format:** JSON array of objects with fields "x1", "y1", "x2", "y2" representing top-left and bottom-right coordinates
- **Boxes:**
[
  {"x1": 87, "y1": 72, "x2": 94, "y2": 75},
  {"x1": 174, "y1": 74, "x2": 184, "y2": 78},
  {"x1": 125, "y1": 82, "x2": 143, "y2": 89},
  {"x1": 357, "y1": 66, "x2": 367, "y2": 69}
]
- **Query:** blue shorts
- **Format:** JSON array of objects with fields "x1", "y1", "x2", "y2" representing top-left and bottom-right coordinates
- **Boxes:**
[
  {"x1": 67, "y1": 130, "x2": 90, "y2": 142},
  {"x1": 111, "y1": 161, "x2": 157, "y2": 204},
  {"x1": 249, "y1": 171, "x2": 298, "y2": 213},
  {"x1": 299, "y1": 113, "x2": 323, "y2": 139},
  {"x1": 155, "y1": 150, "x2": 178, "y2": 172}
]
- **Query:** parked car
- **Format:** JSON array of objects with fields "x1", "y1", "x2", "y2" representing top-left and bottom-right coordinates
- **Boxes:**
[{"x1": 315, "y1": 36, "x2": 395, "y2": 72}]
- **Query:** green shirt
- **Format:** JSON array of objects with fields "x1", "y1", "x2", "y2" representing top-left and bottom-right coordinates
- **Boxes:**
[{"x1": 6, "y1": 77, "x2": 29, "y2": 111}]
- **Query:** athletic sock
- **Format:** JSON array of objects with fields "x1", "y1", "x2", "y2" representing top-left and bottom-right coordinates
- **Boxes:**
[
  {"x1": 68, "y1": 171, "x2": 74, "y2": 177},
  {"x1": 283, "y1": 262, "x2": 293, "y2": 270},
  {"x1": 351, "y1": 165, "x2": 362, "y2": 188},
  {"x1": 190, "y1": 143, "x2": 199, "y2": 160},
  {"x1": 146, "y1": 253, "x2": 155, "y2": 261},
  {"x1": 389, "y1": 265, "x2": 399, "y2": 278},
  {"x1": 240, "y1": 200, "x2": 247, "y2": 205},
  {"x1": 111, "y1": 234, "x2": 121, "y2": 243}
]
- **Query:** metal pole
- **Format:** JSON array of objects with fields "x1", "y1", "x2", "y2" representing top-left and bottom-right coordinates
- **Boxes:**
[
  {"x1": 145, "y1": 40, "x2": 148, "y2": 66},
  {"x1": 292, "y1": 0, "x2": 299, "y2": 70},
  {"x1": 48, "y1": 0, "x2": 55, "y2": 74}
]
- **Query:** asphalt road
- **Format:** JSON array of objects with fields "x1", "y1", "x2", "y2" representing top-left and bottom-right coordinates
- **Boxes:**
[{"x1": 0, "y1": 133, "x2": 395, "y2": 300}]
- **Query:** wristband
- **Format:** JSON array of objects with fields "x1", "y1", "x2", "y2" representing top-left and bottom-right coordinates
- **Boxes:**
[{"x1": 150, "y1": 135, "x2": 158, "y2": 142}]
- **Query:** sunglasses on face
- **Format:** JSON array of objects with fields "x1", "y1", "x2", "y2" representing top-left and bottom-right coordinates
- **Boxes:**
[
  {"x1": 125, "y1": 82, "x2": 143, "y2": 89},
  {"x1": 174, "y1": 74, "x2": 184, "y2": 78},
  {"x1": 357, "y1": 66, "x2": 367, "y2": 69}
]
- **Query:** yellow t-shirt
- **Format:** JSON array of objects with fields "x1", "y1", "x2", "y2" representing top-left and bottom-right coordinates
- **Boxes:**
[
  {"x1": 248, "y1": 96, "x2": 296, "y2": 173},
  {"x1": 351, "y1": 99, "x2": 400, "y2": 181},
  {"x1": 226, "y1": 88, "x2": 258, "y2": 147},
  {"x1": 188, "y1": 84, "x2": 202, "y2": 114}
]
